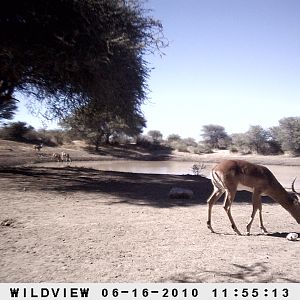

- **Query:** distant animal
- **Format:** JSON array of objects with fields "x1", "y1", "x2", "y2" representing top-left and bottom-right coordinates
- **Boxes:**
[
  {"x1": 61, "y1": 151, "x2": 72, "y2": 162},
  {"x1": 207, "y1": 159, "x2": 300, "y2": 235},
  {"x1": 33, "y1": 143, "x2": 43, "y2": 151},
  {"x1": 52, "y1": 152, "x2": 62, "y2": 162}
]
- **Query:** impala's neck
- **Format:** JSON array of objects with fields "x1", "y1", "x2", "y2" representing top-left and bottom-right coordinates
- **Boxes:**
[
  {"x1": 267, "y1": 180, "x2": 300, "y2": 224},
  {"x1": 266, "y1": 180, "x2": 291, "y2": 210}
]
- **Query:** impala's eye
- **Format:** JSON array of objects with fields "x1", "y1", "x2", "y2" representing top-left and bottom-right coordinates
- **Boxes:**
[
  {"x1": 289, "y1": 193, "x2": 298, "y2": 203},
  {"x1": 291, "y1": 194, "x2": 300, "y2": 205}
]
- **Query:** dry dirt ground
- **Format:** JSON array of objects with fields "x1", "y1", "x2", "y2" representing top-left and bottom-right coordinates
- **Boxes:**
[{"x1": 0, "y1": 139, "x2": 300, "y2": 283}]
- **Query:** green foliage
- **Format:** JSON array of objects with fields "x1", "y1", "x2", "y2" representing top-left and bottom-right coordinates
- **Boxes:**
[
  {"x1": 136, "y1": 134, "x2": 168, "y2": 150},
  {"x1": 231, "y1": 126, "x2": 282, "y2": 155},
  {"x1": 0, "y1": 122, "x2": 69, "y2": 146},
  {"x1": 62, "y1": 106, "x2": 146, "y2": 150},
  {"x1": 271, "y1": 117, "x2": 300, "y2": 155},
  {"x1": 182, "y1": 137, "x2": 197, "y2": 147},
  {"x1": 171, "y1": 141, "x2": 189, "y2": 152},
  {"x1": 230, "y1": 133, "x2": 249, "y2": 154},
  {"x1": 167, "y1": 134, "x2": 181, "y2": 143},
  {"x1": 201, "y1": 124, "x2": 230, "y2": 150},
  {"x1": 147, "y1": 130, "x2": 163, "y2": 143},
  {"x1": 192, "y1": 144, "x2": 213, "y2": 154},
  {"x1": 0, "y1": 122, "x2": 34, "y2": 141},
  {"x1": 0, "y1": 0, "x2": 166, "y2": 121},
  {"x1": 165, "y1": 134, "x2": 201, "y2": 153},
  {"x1": 0, "y1": 97, "x2": 18, "y2": 122},
  {"x1": 246, "y1": 125, "x2": 269, "y2": 154},
  {"x1": 136, "y1": 134, "x2": 153, "y2": 148},
  {"x1": 41, "y1": 129, "x2": 66, "y2": 146},
  {"x1": 191, "y1": 163, "x2": 206, "y2": 176}
]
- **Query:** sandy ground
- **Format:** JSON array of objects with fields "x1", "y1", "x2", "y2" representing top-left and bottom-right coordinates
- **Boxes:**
[{"x1": 0, "y1": 139, "x2": 300, "y2": 283}]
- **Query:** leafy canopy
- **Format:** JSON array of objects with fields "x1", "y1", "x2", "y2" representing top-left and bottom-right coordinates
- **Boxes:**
[{"x1": 0, "y1": 0, "x2": 166, "y2": 121}]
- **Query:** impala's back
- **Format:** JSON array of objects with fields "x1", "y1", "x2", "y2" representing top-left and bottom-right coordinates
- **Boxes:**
[{"x1": 212, "y1": 159, "x2": 277, "y2": 194}]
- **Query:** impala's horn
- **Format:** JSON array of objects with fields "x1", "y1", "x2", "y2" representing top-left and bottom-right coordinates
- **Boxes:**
[{"x1": 291, "y1": 178, "x2": 300, "y2": 196}]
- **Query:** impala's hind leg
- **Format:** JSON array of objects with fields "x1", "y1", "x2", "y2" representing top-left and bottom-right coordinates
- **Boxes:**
[
  {"x1": 207, "y1": 187, "x2": 224, "y2": 233},
  {"x1": 223, "y1": 188, "x2": 241, "y2": 235}
]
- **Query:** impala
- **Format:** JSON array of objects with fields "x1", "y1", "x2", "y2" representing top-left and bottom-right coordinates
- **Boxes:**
[
  {"x1": 207, "y1": 159, "x2": 300, "y2": 235},
  {"x1": 61, "y1": 151, "x2": 72, "y2": 162},
  {"x1": 52, "y1": 152, "x2": 62, "y2": 162},
  {"x1": 33, "y1": 143, "x2": 43, "y2": 151}
]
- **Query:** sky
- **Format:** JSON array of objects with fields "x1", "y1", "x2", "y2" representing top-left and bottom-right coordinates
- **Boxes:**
[{"x1": 13, "y1": 0, "x2": 300, "y2": 140}]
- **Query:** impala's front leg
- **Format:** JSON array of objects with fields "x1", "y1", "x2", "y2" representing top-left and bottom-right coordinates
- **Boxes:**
[
  {"x1": 246, "y1": 191, "x2": 267, "y2": 235},
  {"x1": 258, "y1": 200, "x2": 268, "y2": 234},
  {"x1": 246, "y1": 190, "x2": 259, "y2": 235}
]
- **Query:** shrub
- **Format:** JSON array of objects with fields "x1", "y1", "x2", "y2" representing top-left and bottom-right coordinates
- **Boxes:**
[
  {"x1": 191, "y1": 163, "x2": 206, "y2": 176},
  {"x1": 0, "y1": 122, "x2": 35, "y2": 142},
  {"x1": 271, "y1": 117, "x2": 300, "y2": 155}
]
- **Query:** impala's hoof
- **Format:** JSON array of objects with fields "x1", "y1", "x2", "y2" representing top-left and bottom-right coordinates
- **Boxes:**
[
  {"x1": 207, "y1": 222, "x2": 215, "y2": 233},
  {"x1": 260, "y1": 227, "x2": 268, "y2": 235}
]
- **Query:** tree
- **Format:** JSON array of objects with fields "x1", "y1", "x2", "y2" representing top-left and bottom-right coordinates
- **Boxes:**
[
  {"x1": 245, "y1": 125, "x2": 269, "y2": 154},
  {"x1": 182, "y1": 137, "x2": 197, "y2": 147},
  {"x1": 231, "y1": 126, "x2": 282, "y2": 155},
  {"x1": 0, "y1": 121, "x2": 34, "y2": 141},
  {"x1": 231, "y1": 133, "x2": 249, "y2": 153},
  {"x1": 201, "y1": 125, "x2": 230, "y2": 149},
  {"x1": 271, "y1": 117, "x2": 300, "y2": 155},
  {"x1": 147, "y1": 130, "x2": 163, "y2": 143},
  {"x1": 62, "y1": 106, "x2": 146, "y2": 150},
  {"x1": 167, "y1": 134, "x2": 181, "y2": 143},
  {"x1": 0, "y1": 0, "x2": 166, "y2": 120},
  {"x1": 0, "y1": 97, "x2": 18, "y2": 122}
]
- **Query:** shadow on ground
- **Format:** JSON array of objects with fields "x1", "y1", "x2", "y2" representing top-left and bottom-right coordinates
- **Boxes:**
[
  {"x1": 164, "y1": 262, "x2": 298, "y2": 283},
  {"x1": 267, "y1": 231, "x2": 300, "y2": 238},
  {"x1": 0, "y1": 166, "x2": 273, "y2": 208}
]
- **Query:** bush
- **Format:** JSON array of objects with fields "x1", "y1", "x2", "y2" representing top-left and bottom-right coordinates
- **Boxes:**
[
  {"x1": 193, "y1": 144, "x2": 213, "y2": 154},
  {"x1": 136, "y1": 135, "x2": 154, "y2": 148},
  {"x1": 166, "y1": 136, "x2": 200, "y2": 153},
  {"x1": 0, "y1": 122, "x2": 35, "y2": 142},
  {"x1": 201, "y1": 124, "x2": 230, "y2": 149},
  {"x1": 191, "y1": 163, "x2": 206, "y2": 175},
  {"x1": 167, "y1": 134, "x2": 181, "y2": 143},
  {"x1": 229, "y1": 146, "x2": 239, "y2": 153},
  {"x1": 136, "y1": 134, "x2": 169, "y2": 151},
  {"x1": 173, "y1": 141, "x2": 189, "y2": 152},
  {"x1": 230, "y1": 127, "x2": 282, "y2": 155},
  {"x1": 42, "y1": 129, "x2": 66, "y2": 146},
  {"x1": 0, "y1": 122, "x2": 70, "y2": 146},
  {"x1": 271, "y1": 117, "x2": 300, "y2": 155}
]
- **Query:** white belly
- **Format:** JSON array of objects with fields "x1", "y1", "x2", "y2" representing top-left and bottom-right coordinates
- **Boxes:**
[{"x1": 237, "y1": 184, "x2": 254, "y2": 193}]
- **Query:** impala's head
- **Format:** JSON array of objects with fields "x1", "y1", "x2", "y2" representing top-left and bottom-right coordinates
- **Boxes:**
[{"x1": 287, "y1": 178, "x2": 300, "y2": 223}]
